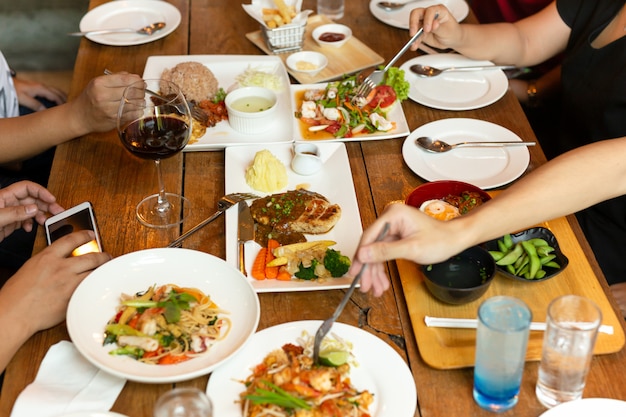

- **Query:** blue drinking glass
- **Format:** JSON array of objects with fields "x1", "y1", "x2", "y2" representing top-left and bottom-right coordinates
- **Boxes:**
[{"x1": 473, "y1": 296, "x2": 532, "y2": 413}]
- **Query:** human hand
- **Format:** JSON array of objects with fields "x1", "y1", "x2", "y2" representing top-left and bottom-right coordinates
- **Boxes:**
[
  {"x1": 0, "y1": 231, "x2": 112, "y2": 334},
  {"x1": 0, "y1": 180, "x2": 64, "y2": 241},
  {"x1": 71, "y1": 72, "x2": 142, "y2": 133},
  {"x1": 349, "y1": 203, "x2": 469, "y2": 296},
  {"x1": 409, "y1": 5, "x2": 461, "y2": 51},
  {"x1": 12, "y1": 77, "x2": 67, "y2": 112}
]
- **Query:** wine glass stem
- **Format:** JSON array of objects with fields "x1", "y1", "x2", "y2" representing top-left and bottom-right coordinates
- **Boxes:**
[{"x1": 154, "y1": 159, "x2": 171, "y2": 214}]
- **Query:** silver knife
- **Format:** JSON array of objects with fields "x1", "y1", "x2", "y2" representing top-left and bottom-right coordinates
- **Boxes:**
[{"x1": 237, "y1": 201, "x2": 255, "y2": 276}]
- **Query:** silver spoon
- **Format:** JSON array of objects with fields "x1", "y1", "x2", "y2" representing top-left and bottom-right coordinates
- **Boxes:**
[
  {"x1": 377, "y1": 0, "x2": 424, "y2": 11},
  {"x1": 68, "y1": 21, "x2": 166, "y2": 37},
  {"x1": 410, "y1": 63, "x2": 517, "y2": 77},
  {"x1": 416, "y1": 136, "x2": 535, "y2": 153}
]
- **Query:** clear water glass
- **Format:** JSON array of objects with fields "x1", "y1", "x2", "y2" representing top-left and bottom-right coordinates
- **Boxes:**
[
  {"x1": 535, "y1": 295, "x2": 602, "y2": 408},
  {"x1": 473, "y1": 296, "x2": 532, "y2": 413},
  {"x1": 153, "y1": 388, "x2": 213, "y2": 417},
  {"x1": 317, "y1": 0, "x2": 344, "y2": 20}
]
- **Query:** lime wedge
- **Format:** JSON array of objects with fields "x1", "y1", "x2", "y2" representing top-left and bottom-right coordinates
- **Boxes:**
[{"x1": 318, "y1": 350, "x2": 349, "y2": 367}]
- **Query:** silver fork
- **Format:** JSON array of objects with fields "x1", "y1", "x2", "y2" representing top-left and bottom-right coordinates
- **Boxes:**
[
  {"x1": 312, "y1": 222, "x2": 390, "y2": 364},
  {"x1": 167, "y1": 192, "x2": 259, "y2": 248},
  {"x1": 352, "y1": 15, "x2": 436, "y2": 104}
]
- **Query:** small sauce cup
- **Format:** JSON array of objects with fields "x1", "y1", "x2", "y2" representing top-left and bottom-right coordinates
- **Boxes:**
[
  {"x1": 225, "y1": 87, "x2": 277, "y2": 134},
  {"x1": 291, "y1": 143, "x2": 323, "y2": 175}
]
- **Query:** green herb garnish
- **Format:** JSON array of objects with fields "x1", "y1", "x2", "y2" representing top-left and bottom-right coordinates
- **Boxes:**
[
  {"x1": 245, "y1": 380, "x2": 311, "y2": 410},
  {"x1": 122, "y1": 291, "x2": 197, "y2": 323}
]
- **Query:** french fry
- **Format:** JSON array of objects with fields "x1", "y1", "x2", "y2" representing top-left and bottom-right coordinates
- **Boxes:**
[{"x1": 273, "y1": 0, "x2": 292, "y2": 24}]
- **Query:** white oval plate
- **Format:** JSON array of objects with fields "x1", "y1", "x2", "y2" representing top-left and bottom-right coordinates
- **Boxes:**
[
  {"x1": 66, "y1": 248, "x2": 260, "y2": 383},
  {"x1": 399, "y1": 54, "x2": 509, "y2": 110},
  {"x1": 79, "y1": 0, "x2": 181, "y2": 46},
  {"x1": 207, "y1": 320, "x2": 417, "y2": 417},
  {"x1": 402, "y1": 118, "x2": 530, "y2": 189},
  {"x1": 540, "y1": 398, "x2": 626, "y2": 417},
  {"x1": 369, "y1": 0, "x2": 469, "y2": 30}
]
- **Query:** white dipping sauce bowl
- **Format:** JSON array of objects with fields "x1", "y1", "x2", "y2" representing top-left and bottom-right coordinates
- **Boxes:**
[
  {"x1": 225, "y1": 87, "x2": 277, "y2": 135},
  {"x1": 286, "y1": 51, "x2": 328, "y2": 77},
  {"x1": 312, "y1": 24, "x2": 352, "y2": 48}
]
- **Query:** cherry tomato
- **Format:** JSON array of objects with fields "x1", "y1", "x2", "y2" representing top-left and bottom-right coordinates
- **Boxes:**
[{"x1": 368, "y1": 85, "x2": 396, "y2": 109}]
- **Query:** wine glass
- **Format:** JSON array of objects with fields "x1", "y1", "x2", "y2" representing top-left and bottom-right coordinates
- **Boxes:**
[{"x1": 117, "y1": 79, "x2": 192, "y2": 228}]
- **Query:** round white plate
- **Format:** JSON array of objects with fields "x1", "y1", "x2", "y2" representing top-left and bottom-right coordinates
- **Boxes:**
[
  {"x1": 207, "y1": 320, "x2": 417, "y2": 417},
  {"x1": 61, "y1": 413, "x2": 128, "y2": 417},
  {"x1": 79, "y1": 0, "x2": 181, "y2": 46},
  {"x1": 399, "y1": 54, "x2": 509, "y2": 110},
  {"x1": 369, "y1": 0, "x2": 469, "y2": 30},
  {"x1": 66, "y1": 248, "x2": 260, "y2": 383},
  {"x1": 540, "y1": 398, "x2": 626, "y2": 417},
  {"x1": 402, "y1": 118, "x2": 530, "y2": 189}
]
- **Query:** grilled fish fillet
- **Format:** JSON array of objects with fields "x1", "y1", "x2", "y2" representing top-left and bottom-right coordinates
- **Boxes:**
[{"x1": 250, "y1": 189, "x2": 341, "y2": 234}]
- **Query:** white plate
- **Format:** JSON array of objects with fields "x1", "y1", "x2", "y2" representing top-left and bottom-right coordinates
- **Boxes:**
[
  {"x1": 290, "y1": 84, "x2": 410, "y2": 142},
  {"x1": 399, "y1": 54, "x2": 509, "y2": 110},
  {"x1": 61, "y1": 413, "x2": 128, "y2": 417},
  {"x1": 224, "y1": 142, "x2": 362, "y2": 292},
  {"x1": 207, "y1": 320, "x2": 417, "y2": 417},
  {"x1": 540, "y1": 398, "x2": 626, "y2": 417},
  {"x1": 66, "y1": 248, "x2": 260, "y2": 383},
  {"x1": 369, "y1": 0, "x2": 469, "y2": 30},
  {"x1": 143, "y1": 55, "x2": 293, "y2": 151},
  {"x1": 402, "y1": 118, "x2": 530, "y2": 189},
  {"x1": 79, "y1": 0, "x2": 181, "y2": 46}
]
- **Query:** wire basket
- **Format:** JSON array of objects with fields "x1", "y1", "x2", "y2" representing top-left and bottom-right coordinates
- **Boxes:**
[{"x1": 261, "y1": 22, "x2": 306, "y2": 53}]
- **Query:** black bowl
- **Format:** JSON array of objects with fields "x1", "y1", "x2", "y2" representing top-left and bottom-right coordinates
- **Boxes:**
[
  {"x1": 483, "y1": 227, "x2": 569, "y2": 282},
  {"x1": 422, "y1": 246, "x2": 496, "y2": 305}
]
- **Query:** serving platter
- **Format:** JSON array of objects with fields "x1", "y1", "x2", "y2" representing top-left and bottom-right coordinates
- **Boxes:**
[
  {"x1": 66, "y1": 248, "x2": 260, "y2": 383},
  {"x1": 224, "y1": 142, "x2": 362, "y2": 292},
  {"x1": 142, "y1": 55, "x2": 293, "y2": 151},
  {"x1": 207, "y1": 321, "x2": 417, "y2": 417},
  {"x1": 397, "y1": 213, "x2": 626, "y2": 369},
  {"x1": 246, "y1": 15, "x2": 384, "y2": 84}
]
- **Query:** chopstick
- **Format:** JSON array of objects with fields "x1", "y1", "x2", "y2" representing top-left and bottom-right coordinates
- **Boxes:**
[{"x1": 424, "y1": 316, "x2": 614, "y2": 335}]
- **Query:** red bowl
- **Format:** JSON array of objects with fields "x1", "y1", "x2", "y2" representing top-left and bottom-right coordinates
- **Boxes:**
[{"x1": 405, "y1": 180, "x2": 491, "y2": 210}]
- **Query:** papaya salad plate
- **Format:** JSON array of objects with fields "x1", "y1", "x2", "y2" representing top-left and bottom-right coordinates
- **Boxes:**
[
  {"x1": 207, "y1": 320, "x2": 417, "y2": 417},
  {"x1": 66, "y1": 248, "x2": 260, "y2": 383},
  {"x1": 290, "y1": 76, "x2": 410, "y2": 142}
]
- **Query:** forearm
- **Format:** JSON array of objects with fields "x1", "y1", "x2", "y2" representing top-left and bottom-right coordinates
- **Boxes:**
[
  {"x1": 459, "y1": 138, "x2": 626, "y2": 245},
  {"x1": 0, "y1": 292, "x2": 34, "y2": 373}
]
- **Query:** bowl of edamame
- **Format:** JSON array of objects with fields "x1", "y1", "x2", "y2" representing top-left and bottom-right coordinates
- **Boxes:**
[{"x1": 484, "y1": 227, "x2": 569, "y2": 282}]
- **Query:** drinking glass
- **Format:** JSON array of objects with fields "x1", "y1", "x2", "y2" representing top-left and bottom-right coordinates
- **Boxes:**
[
  {"x1": 153, "y1": 388, "x2": 213, "y2": 417},
  {"x1": 473, "y1": 296, "x2": 532, "y2": 413},
  {"x1": 535, "y1": 295, "x2": 602, "y2": 408},
  {"x1": 117, "y1": 79, "x2": 192, "y2": 228},
  {"x1": 317, "y1": 0, "x2": 344, "y2": 19}
]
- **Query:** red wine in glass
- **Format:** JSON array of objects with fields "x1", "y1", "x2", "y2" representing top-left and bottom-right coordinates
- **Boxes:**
[{"x1": 120, "y1": 115, "x2": 189, "y2": 160}]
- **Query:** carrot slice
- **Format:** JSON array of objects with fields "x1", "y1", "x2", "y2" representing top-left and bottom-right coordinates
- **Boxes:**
[
  {"x1": 265, "y1": 239, "x2": 280, "y2": 279},
  {"x1": 251, "y1": 248, "x2": 268, "y2": 280},
  {"x1": 277, "y1": 266, "x2": 292, "y2": 281}
]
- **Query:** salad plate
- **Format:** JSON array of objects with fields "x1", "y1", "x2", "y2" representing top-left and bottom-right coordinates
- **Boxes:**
[
  {"x1": 402, "y1": 118, "x2": 530, "y2": 189},
  {"x1": 66, "y1": 248, "x2": 260, "y2": 383},
  {"x1": 206, "y1": 320, "x2": 417, "y2": 417},
  {"x1": 539, "y1": 398, "x2": 626, "y2": 417},
  {"x1": 290, "y1": 84, "x2": 410, "y2": 142},
  {"x1": 224, "y1": 142, "x2": 362, "y2": 292},
  {"x1": 369, "y1": 0, "x2": 469, "y2": 30},
  {"x1": 400, "y1": 54, "x2": 509, "y2": 111},
  {"x1": 142, "y1": 55, "x2": 293, "y2": 151},
  {"x1": 79, "y1": 0, "x2": 181, "y2": 46}
]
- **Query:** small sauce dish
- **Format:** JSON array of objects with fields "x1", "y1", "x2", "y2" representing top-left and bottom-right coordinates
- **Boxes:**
[
  {"x1": 286, "y1": 51, "x2": 328, "y2": 77},
  {"x1": 225, "y1": 87, "x2": 277, "y2": 134},
  {"x1": 312, "y1": 24, "x2": 352, "y2": 48},
  {"x1": 291, "y1": 143, "x2": 323, "y2": 175}
]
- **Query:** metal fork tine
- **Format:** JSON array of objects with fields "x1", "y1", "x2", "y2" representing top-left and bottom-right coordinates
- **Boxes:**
[
  {"x1": 167, "y1": 192, "x2": 259, "y2": 248},
  {"x1": 189, "y1": 101, "x2": 208, "y2": 125}
]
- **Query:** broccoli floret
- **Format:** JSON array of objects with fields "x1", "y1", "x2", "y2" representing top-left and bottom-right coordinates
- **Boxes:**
[
  {"x1": 295, "y1": 259, "x2": 319, "y2": 280},
  {"x1": 324, "y1": 249, "x2": 351, "y2": 277}
]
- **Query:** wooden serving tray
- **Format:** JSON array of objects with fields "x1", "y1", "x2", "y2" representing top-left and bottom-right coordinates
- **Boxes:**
[
  {"x1": 246, "y1": 15, "x2": 384, "y2": 84},
  {"x1": 398, "y1": 215, "x2": 626, "y2": 369}
]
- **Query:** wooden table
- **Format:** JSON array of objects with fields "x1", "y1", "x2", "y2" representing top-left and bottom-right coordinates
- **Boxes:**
[{"x1": 2, "y1": 1, "x2": 625, "y2": 416}]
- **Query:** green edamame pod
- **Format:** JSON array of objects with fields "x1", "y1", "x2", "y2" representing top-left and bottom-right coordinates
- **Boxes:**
[
  {"x1": 515, "y1": 255, "x2": 529, "y2": 275},
  {"x1": 496, "y1": 242, "x2": 524, "y2": 266},
  {"x1": 544, "y1": 261, "x2": 561, "y2": 269},
  {"x1": 518, "y1": 263, "x2": 530, "y2": 277},
  {"x1": 489, "y1": 251, "x2": 505, "y2": 261},
  {"x1": 521, "y1": 240, "x2": 541, "y2": 279},
  {"x1": 506, "y1": 264, "x2": 516, "y2": 275},
  {"x1": 540, "y1": 254, "x2": 556, "y2": 265},
  {"x1": 497, "y1": 239, "x2": 509, "y2": 253},
  {"x1": 537, "y1": 246, "x2": 555, "y2": 257},
  {"x1": 535, "y1": 269, "x2": 547, "y2": 279},
  {"x1": 528, "y1": 238, "x2": 550, "y2": 247},
  {"x1": 503, "y1": 234, "x2": 514, "y2": 249},
  {"x1": 514, "y1": 252, "x2": 528, "y2": 270}
]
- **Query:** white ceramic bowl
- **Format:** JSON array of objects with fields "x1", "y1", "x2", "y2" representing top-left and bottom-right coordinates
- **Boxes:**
[
  {"x1": 312, "y1": 24, "x2": 352, "y2": 48},
  {"x1": 225, "y1": 87, "x2": 278, "y2": 135},
  {"x1": 285, "y1": 51, "x2": 328, "y2": 76}
]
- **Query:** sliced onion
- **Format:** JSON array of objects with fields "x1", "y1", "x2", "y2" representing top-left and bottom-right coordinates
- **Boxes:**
[
  {"x1": 337, "y1": 106, "x2": 351, "y2": 125},
  {"x1": 309, "y1": 124, "x2": 329, "y2": 132},
  {"x1": 352, "y1": 124, "x2": 366, "y2": 134}
]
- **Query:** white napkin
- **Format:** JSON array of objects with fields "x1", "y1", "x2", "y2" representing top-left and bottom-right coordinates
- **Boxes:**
[{"x1": 10, "y1": 340, "x2": 126, "y2": 417}]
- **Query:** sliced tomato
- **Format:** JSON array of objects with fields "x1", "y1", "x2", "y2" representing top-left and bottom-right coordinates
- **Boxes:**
[
  {"x1": 324, "y1": 122, "x2": 343, "y2": 134},
  {"x1": 368, "y1": 85, "x2": 396, "y2": 109}
]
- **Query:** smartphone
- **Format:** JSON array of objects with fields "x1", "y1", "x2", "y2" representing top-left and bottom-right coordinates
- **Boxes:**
[{"x1": 44, "y1": 201, "x2": 103, "y2": 256}]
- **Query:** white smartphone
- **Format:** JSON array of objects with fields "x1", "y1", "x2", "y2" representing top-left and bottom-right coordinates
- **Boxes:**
[{"x1": 44, "y1": 201, "x2": 103, "y2": 256}]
